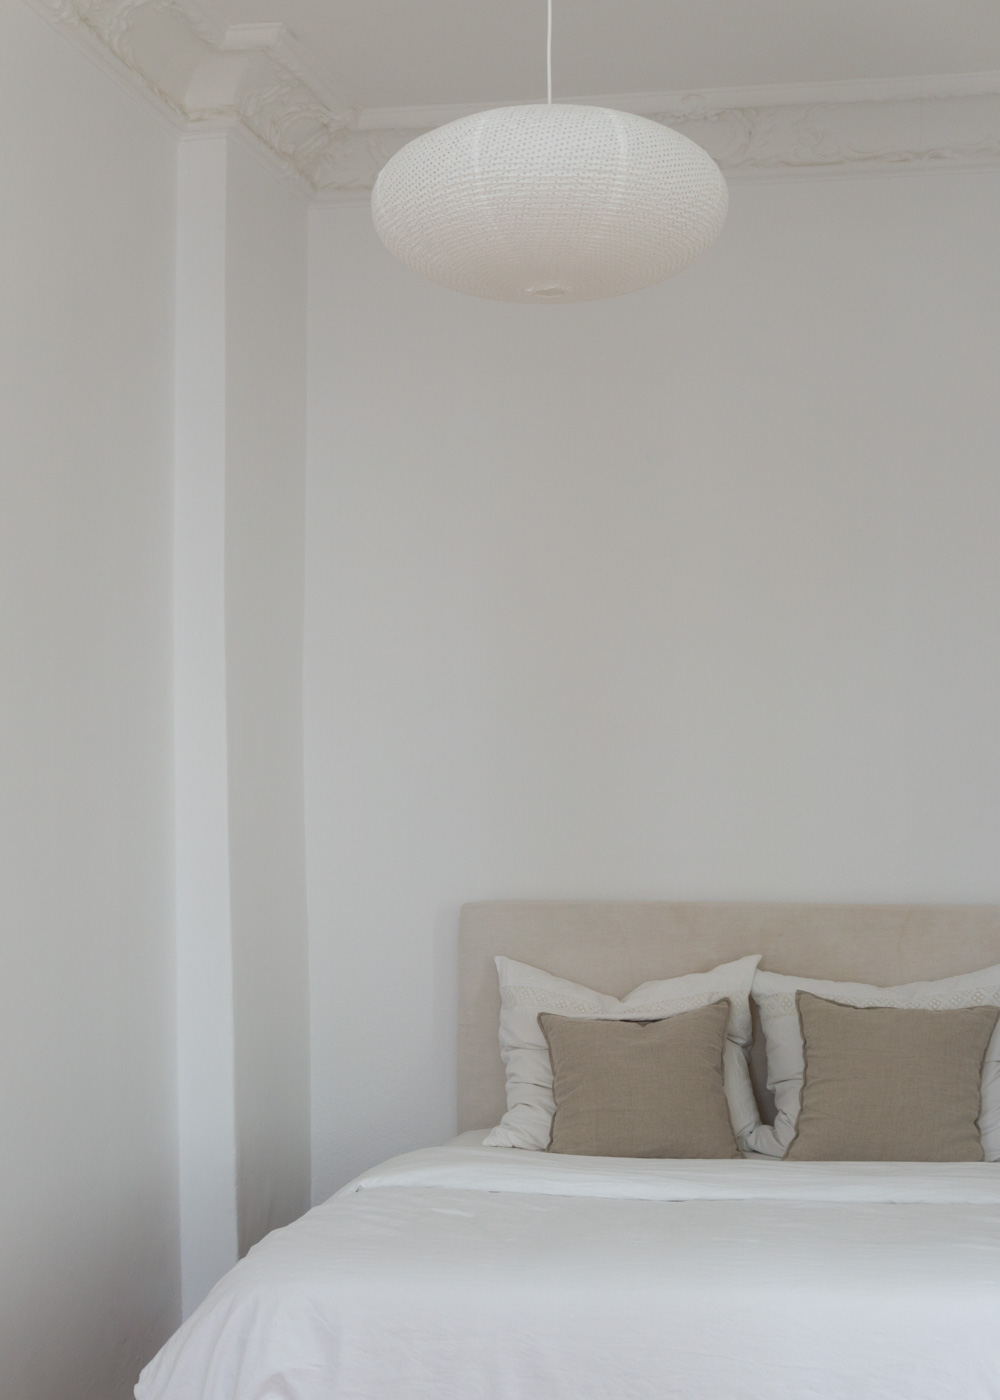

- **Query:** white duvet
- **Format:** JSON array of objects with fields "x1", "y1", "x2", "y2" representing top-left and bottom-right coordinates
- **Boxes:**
[{"x1": 137, "y1": 1133, "x2": 1000, "y2": 1400}]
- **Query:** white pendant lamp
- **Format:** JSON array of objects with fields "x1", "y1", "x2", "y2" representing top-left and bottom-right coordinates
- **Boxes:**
[{"x1": 371, "y1": 1, "x2": 728, "y2": 304}]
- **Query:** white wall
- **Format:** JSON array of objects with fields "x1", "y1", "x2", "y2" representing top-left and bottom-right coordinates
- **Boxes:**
[
  {"x1": 0, "y1": 8, "x2": 312, "y2": 1379},
  {"x1": 0, "y1": 6, "x2": 179, "y2": 1397},
  {"x1": 306, "y1": 172, "x2": 1000, "y2": 1199}
]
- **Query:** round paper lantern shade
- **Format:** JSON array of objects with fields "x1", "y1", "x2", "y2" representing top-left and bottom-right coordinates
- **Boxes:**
[{"x1": 371, "y1": 103, "x2": 728, "y2": 304}]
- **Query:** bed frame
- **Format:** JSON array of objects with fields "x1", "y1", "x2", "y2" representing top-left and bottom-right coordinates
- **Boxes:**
[{"x1": 458, "y1": 900, "x2": 1000, "y2": 1132}]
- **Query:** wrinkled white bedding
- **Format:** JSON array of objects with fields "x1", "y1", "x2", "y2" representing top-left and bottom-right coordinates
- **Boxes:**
[{"x1": 137, "y1": 1133, "x2": 1000, "y2": 1400}]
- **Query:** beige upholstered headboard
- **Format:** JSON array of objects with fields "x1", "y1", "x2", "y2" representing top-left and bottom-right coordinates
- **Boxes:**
[{"x1": 458, "y1": 900, "x2": 1000, "y2": 1132}]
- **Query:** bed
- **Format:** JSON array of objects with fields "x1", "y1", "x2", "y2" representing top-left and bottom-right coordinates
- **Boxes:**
[{"x1": 137, "y1": 900, "x2": 1000, "y2": 1400}]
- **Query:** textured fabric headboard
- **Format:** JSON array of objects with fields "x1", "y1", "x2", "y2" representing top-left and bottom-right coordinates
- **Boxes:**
[{"x1": 458, "y1": 900, "x2": 1000, "y2": 1132}]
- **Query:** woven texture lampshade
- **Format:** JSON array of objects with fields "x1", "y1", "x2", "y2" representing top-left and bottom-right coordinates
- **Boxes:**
[{"x1": 371, "y1": 103, "x2": 728, "y2": 304}]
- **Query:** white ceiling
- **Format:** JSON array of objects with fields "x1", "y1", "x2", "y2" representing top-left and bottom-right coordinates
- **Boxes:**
[{"x1": 223, "y1": 0, "x2": 1000, "y2": 112}]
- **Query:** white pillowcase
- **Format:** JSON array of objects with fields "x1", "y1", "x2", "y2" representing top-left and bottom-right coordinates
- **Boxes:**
[
  {"x1": 749, "y1": 963, "x2": 1000, "y2": 1160},
  {"x1": 483, "y1": 954, "x2": 762, "y2": 1152}
]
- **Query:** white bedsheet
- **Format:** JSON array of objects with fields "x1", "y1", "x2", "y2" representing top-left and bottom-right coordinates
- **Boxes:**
[{"x1": 137, "y1": 1133, "x2": 1000, "y2": 1400}]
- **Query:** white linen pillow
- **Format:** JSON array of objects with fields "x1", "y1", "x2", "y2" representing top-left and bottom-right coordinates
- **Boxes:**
[
  {"x1": 749, "y1": 963, "x2": 1000, "y2": 1160},
  {"x1": 483, "y1": 954, "x2": 762, "y2": 1152}
]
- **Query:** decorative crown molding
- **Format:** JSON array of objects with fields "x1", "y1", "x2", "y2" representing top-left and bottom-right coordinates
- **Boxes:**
[
  {"x1": 28, "y1": 0, "x2": 357, "y2": 190},
  {"x1": 25, "y1": 0, "x2": 1000, "y2": 197},
  {"x1": 320, "y1": 76, "x2": 1000, "y2": 198},
  {"x1": 665, "y1": 86, "x2": 1000, "y2": 182}
]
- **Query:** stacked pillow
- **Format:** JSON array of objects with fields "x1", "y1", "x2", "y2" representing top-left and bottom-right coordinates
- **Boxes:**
[
  {"x1": 483, "y1": 954, "x2": 761, "y2": 1156},
  {"x1": 485, "y1": 952, "x2": 1000, "y2": 1162},
  {"x1": 747, "y1": 964, "x2": 1000, "y2": 1162}
]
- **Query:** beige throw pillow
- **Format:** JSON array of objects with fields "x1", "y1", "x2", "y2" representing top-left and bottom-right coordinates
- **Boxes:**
[
  {"x1": 786, "y1": 992, "x2": 1000, "y2": 1162},
  {"x1": 539, "y1": 1000, "x2": 740, "y2": 1159}
]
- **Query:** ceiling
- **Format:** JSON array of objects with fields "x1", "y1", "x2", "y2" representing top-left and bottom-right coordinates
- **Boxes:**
[{"x1": 222, "y1": 0, "x2": 1000, "y2": 113}]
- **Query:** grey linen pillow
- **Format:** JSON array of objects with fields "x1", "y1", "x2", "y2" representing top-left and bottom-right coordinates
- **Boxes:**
[
  {"x1": 786, "y1": 992, "x2": 1000, "y2": 1162},
  {"x1": 538, "y1": 999, "x2": 739, "y2": 1159}
]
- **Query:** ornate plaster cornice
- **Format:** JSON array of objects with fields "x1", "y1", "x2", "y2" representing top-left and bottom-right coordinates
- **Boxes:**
[
  {"x1": 25, "y1": 0, "x2": 1000, "y2": 196},
  {"x1": 321, "y1": 77, "x2": 1000, "y2": 197},
  {"x1": 28, "y1": 0, "x2": 356, "y2": 190},
  {"x1": 662, "y1": 86, "x2": 1000, "y2": 181}
]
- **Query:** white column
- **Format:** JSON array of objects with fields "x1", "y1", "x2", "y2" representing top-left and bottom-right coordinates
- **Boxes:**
[{"x1": 173, "y1": 132, "x2": 239, "y2": 1317}]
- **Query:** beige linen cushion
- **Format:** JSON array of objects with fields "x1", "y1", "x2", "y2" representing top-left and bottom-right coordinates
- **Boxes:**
[
  {"x1": 786, "y1": 992, "x2": 1000, "y2": 1161},
  {"x1": 539, "y1": 1000, "x2": 740, "y2": 1159}
]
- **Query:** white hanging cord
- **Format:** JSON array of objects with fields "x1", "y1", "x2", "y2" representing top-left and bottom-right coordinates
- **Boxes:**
[{"x1": 547, "y1": 0, "x2": 553, "y2": 103}]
